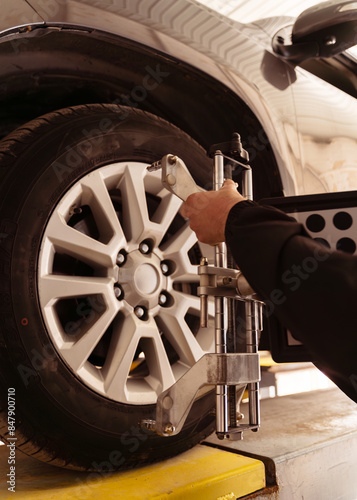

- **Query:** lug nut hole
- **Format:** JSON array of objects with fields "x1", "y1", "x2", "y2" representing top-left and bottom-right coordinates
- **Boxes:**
[
  {"x1": 134, "y1": 306, "x2": 148, "y2": 320},
  {"x1": 160, "y1": 260, "x2": 174, "y2": 276},
  {"x1": 114, "y1": 284, "x2": 124, "y2": 300},
  {"x1": 139, "y1": 239, "x2": 153, "y2": 254},
  {"x1": 159, "y1": 291, "x2": 173, "y2": 307},
  {"x1": 116, "y1": 250, "x2": 127, "y2": 266}
]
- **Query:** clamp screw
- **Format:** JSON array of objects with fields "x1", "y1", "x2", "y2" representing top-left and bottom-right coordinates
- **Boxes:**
[
  {"x1": 168, "y1": 155, "x2": 178, "y2": 164},
  {"x1": 164, "y1": 423, "x2": 175, "y2": 435},
  {"x1": 236, "y1": 412, "x2": 244, "y2": 422}
]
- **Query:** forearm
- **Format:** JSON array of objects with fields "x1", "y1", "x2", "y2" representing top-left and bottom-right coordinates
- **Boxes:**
[{"x1": 225, "y1": 201, "x2": 357, "y2": 402}]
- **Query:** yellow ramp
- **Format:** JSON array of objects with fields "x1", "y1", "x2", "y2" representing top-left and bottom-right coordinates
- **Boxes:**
[{"x1": 0, "y1": 444, "x2": 265, "y2": 500}]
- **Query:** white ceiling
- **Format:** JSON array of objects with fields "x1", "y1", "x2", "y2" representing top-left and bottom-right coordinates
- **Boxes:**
[{"x1": 195, "y1": 0, "x2": 328, "y2": 23}]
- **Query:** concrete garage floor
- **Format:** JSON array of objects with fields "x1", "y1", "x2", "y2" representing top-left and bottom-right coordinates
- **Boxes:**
[{"x1": 206, "y1": 387, "x2": 357, "y2": 499}]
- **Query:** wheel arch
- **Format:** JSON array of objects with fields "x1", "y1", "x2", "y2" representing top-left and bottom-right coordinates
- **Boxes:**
[{"x1": 0, "y1": 25, "x2": 283, "y2": 199}]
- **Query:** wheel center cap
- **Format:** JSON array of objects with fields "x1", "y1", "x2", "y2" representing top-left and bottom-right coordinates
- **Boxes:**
[
  {"x1": 118, "y1": 250, "x2": 165, "y2": 308},
  {"x1": 134, "y1": 263, "x2": 160, "y2": 294}
]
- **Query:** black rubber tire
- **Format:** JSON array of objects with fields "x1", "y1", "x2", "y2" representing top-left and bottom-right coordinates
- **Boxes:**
[{"x1": 0, "y1": 104, "x2": 215, "y2": 471}]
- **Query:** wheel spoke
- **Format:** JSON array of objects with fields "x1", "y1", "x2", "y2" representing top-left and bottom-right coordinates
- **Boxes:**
[
  {"x1": 149, "y1": 191, "x2": 182, "y2": 243},
  {"x1": 62, "y1": 298, "x2": 120, "y2": 372},
  {"x1": 173, "y1": 291, "x2": 215, "y2": 321},
  {"x1": 119, "y1": 166, "x2": 150, "y2": 243},
  {"x1": 161, "y1": 223, "x2": 198, "y2": 279},
  {"x1": 45, "y1": 211, "x2": 116, "y2": 268},
  {"x1": 158, "y1": 310, "x2": 204, "y2": 366},
  {"x1": 143, "y1": 318, "x2": 176, "y2": 393},
  {"x1": 103, "y1": 315, "x2": 175, "y2": 400},
  {"x1": 39, "y1": 275, "x2": 114, "y2": 307},
  {"x1": 80, "y1": 170, "x2": 126, "y2": 247},
  {"x1": 157, "y1": 291, "x2": 206, "y2": 366},
  {"x1": 103, "y1": 314, "x2": 141, "y2": 400},
  {"x1": 119, "y1": 167, "x2": 183, "y2": 246}
]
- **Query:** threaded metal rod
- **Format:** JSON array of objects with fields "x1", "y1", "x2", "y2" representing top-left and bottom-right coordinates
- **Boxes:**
[{"x1": 214, "y1": 151, "x2": 229, "y2": 435}]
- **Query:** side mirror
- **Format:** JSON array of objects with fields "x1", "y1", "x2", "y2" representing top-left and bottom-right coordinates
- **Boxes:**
[{"x1": 273, "y1": 0, "x2": 357, "y2": 64}]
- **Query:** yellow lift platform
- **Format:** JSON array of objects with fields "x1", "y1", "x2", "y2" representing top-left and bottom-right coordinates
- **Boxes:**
[{"x1": 0, "y1": 442, "x2": 265, "y2": 500}]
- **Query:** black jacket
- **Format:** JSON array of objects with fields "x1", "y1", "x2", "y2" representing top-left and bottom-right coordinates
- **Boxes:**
[{"x1": 225, "y1": 200, "x2": 357, "y2": 403}]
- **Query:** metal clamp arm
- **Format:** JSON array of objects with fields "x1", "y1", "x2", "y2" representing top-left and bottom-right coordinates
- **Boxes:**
[
  {"x1": 142, "y1": 353, "x2": 260, "y2": 437},
  {"x1": 144, "y1": 146, "x2": 263, "y2": 442},
  {"x1": 148, "y1": 154, "x2": 205, "y2": 201}
]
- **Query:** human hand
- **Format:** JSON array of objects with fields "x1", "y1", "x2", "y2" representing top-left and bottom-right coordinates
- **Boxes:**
[{"x1": 180, "y1": 179, "x2": 244, "y2": 245}]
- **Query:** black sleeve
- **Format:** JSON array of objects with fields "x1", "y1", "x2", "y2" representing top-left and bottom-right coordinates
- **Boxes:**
[{"x1": 225, "y1": 200, "x2": 357, "y2": 403}]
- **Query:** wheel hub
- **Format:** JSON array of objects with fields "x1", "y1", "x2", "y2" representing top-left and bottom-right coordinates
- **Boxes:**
[{"x1": 118, "y1": 250, "x2": 166, "y2": 309}]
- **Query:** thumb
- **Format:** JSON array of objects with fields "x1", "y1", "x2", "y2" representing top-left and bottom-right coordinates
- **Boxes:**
[{"x1": 221, "y1": 179, "x2": 238, "y2": 191}]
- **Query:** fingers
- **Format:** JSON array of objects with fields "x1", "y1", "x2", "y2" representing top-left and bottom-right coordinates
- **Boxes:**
[
  {"x1": 180, "y1": 181, "x2": 239, "y2": 218},
  {"x1": 180, "y1": 179, "x2": 243, "y2": 245},
  {"x1": 180, "y1": 192, "x2": 200, "y2": 218},
  {"x1": 180, "y1": 203, "x2": 189, "y2": 218}
]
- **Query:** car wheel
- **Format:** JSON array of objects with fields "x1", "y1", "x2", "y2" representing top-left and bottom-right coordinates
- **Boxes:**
[{"x1": 0, "y1": 104, "x2": 216, "y2": 470}]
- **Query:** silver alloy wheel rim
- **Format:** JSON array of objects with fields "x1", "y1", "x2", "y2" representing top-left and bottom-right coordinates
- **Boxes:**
[{"x1": 38, "y1": 162, "x2": 214, "y2": 404}]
